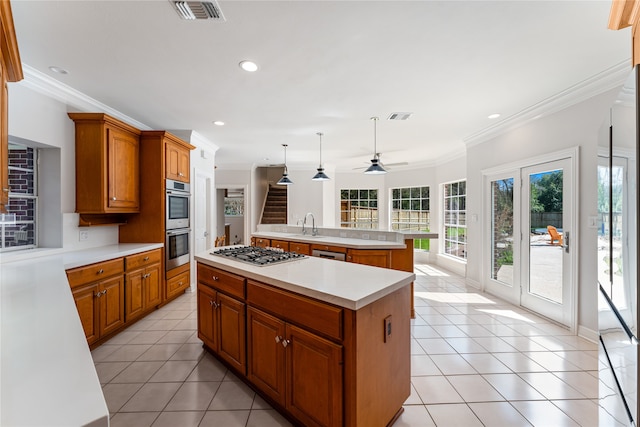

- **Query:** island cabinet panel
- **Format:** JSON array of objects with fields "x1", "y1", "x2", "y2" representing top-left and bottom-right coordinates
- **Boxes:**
[
  {"x1": 247, "y1": 306, "x2": 343, "y2": 427},
  {"x1": 247, "y1": 307, "x2": 286, "y2": 406},
  {"x1": 247, "y1": 280, "x2": 343, "y2": 341},
  {"x1": 287, "y1": 323, "x2": 343, "y2": 427},
  {"x1": 72, "y1": 284, "x2": 99, "y2": 345},
  {"x1": 166, "y1": 265, "x2": 190, "y2": 300},
  {"x1": 100, "y1": 275, "x2": 126, "y2": 337},
  {"x1": 197, "y1": 263, "x2": 247, "y2": 374},
  {"x1": 346, "y1": 249, "x2": 391, "y2": 268}
]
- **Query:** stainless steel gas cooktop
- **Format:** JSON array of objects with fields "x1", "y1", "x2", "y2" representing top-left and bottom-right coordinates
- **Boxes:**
[{"x1": 211, "y1": 246, "x2": 306, "y2": 266}]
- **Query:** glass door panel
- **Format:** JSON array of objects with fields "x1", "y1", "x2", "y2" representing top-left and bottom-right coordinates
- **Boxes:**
[{"x1": 491, "y1": 178, "x2": 514, "y2": 285}]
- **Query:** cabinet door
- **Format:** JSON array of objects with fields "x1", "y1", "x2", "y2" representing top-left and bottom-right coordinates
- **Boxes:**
[
  {"x1": 286, "y1": 324, "x2": 343, "y2": 427},
  {"x1": 165, "y1": 141, "x2": 190, "y2": 182},
  {"x1": 197, "y1": 284, "x2": 218, "y2": 350},
  {"x1": 247, "y1": 307, "x2": 286, "y2": 406},
  {"x1": 125, "y1": 269, "x2": 145, "y2": 322},
  {"x1": 178, "y1": 148, "x2": 190, "y2": 182},
  {"x1": 145, "y1": 263, "x2": 162, "y2": 308},
  {"x1": 99, "y1": 275, "x2": 125, "y2": 337},
  {"x1": 167, "y1": 270, "x2": 190, "y2": 300},
  {"x1": 107, "y1": 126, "x2": 139, "y2": 211},
  {"x1": 218, "y1": 293, "x2": 246, "y2": 374},
  {"x1": 72, "y1": 283, "x2": 99, "y2": 345},
  {"x1": 346, "y1": 249, "x2": 390, "y2": 268}
]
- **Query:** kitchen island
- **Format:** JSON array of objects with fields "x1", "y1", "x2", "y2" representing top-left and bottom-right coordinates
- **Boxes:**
[{"x1": 195, "y1": 247, "x2": 415, "y2": 427}]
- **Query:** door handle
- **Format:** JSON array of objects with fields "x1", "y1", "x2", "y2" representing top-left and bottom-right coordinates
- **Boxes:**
[{"x1": 563, "y1": 231, "x2": 570, "y2": 253}]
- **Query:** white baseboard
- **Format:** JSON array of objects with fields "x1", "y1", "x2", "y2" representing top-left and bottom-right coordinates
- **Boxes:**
[{"x1": 577, "y1": 325, "x2": 598, "y2": 343}]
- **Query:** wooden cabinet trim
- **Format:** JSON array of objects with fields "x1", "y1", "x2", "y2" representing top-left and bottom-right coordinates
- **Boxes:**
[{"x1": 247, "y1": 280, "x2": 343, "y2": 342}]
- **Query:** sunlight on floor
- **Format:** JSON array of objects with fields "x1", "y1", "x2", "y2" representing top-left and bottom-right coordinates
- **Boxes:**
[
  {"x1": 476, "y1": 309, "x2": 536, "y2": 323},
  {"x1": 415, "y1": 291, "x2": 496, "y2": 304},
  {"x1": 415, "y1": 265, "x2": 450, "y2": 277}
]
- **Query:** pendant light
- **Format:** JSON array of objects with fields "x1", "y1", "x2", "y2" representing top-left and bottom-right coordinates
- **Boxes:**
[
  {"x1": 312, "y1": 132, "x2": 330, "y2": 181},
  {"x1": 364, "y1": 117, "x2": 387, "y2": 174},
  {"x1": 277, "y1": 144, "x2": 293, "y2": 185}
]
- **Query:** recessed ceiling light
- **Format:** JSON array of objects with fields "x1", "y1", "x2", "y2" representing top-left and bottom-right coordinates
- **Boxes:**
[
  {"x1": 48, "y1": 66, "x2": 68, "y2": 75},
  {"x1": 213, "y1": 121, "x2": 225, "y2": 126},
  {"x1": 239, "y1": 60, "x2": 258, "y2": 72},
  {"x1": 488, "y1": 113, "x2": 501, "y2": 119}
]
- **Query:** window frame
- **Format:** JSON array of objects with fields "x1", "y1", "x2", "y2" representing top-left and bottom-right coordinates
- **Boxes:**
[
  {"x1": 389, "y1": 185, "x2": 430, "y2": 251},
  {"x1": 442, "y1": 179, "x2": 467, "y2": 261},
  {"x1": 339, "y1": 188, "x2": 379, "y2": 229}
]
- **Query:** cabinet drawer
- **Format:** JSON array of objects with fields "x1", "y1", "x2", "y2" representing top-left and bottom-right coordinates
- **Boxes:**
[
  {"x1": 247, "y1": 280, "x2": 343, "y2": 341},
  {"x1": 310, "y1": 243, "x2": 347, "y2": 254},
  {"x1": 198, "y1": 263, "x2": 246, "y2": 299},
  {"x1": 271, "y1": 240, "x2": 289, "y2": 251},
  {"x1": 289, "y1": 242, "x2": 310, "y2": 255},
  {"x1": 253, "y1": 238, "x2": 270, "y2": 248},
  {"x1": 125, "y1": 249, "x2": 161, "y2": 271},
  {"x1": 167, "y1": 270, "x2": 190, "y2": 297},
  {"x1": 66, "y1": 258, "x2": 124, "y2": 288}
]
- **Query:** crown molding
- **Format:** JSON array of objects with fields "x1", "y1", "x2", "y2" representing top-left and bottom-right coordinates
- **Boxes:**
[
  {"x1": 464, "y1": 59, "x2": 632, "y2": 148},
  {"x1": 20, "y1": 63, "x2": 152, "y2": 130}
]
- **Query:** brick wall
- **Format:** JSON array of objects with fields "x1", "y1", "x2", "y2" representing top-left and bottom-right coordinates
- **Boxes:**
[{"x1": 3, "y1": 147, "x2": 35, "y2": 247}]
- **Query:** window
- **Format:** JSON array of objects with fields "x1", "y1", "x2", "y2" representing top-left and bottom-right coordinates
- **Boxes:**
[
  {"x1": 443, "y1": 180, "x2": 466, "y2": 260},
  {"x1": 1, "y1": 143, "x2": 37, "y2": 251},
  {"x1": 391, "y1": 186, "x2": 430, "y2": 250},
  {"x1": 340, "y1": 189, "x2": 378, "y2": 229}
]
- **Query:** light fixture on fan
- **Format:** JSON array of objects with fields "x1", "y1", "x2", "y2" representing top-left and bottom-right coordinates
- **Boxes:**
[
  {"x1": 277, "y1": 144, "x2": 293, "y2": 185},
  {"x1": 312, "y1": 132, "x2": 330, "y2": 181},
  {"x1": 364, "y1": 117, "x2": 387, "y2": 174}
]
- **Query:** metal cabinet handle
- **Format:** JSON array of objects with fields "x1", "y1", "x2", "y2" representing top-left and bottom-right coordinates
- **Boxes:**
[
  {"x1": 212, "y1": 276, "x2": 219, "y2": 281},
  {"x1": 210, "y1": 300, "x2": 219, "y2": 309},
  {"x1": 112, "y1": 197, "x2": 117, "y2": 201},
  {"x1": 143, "y1": 256, "x2": 149, "y2": 261},
  {"x1": 97, "y1": 269, "x2": 104, "y2": 274},
  {"x1": 275, "y1": 336, "x2": 281, "y2": 344},
  {"x1": 102, "y1": 289, "x2": 107, "y2": 295},
  {"x1": 2, "y1": 188, "x2": 9, "y2": 192},
  {"x1": 179, "y1": 172, "x2": 184, "y2": 177},
  {"x1": 95, "y1": 292, "x2": 101, "y2": 298},
  {"x1": 281, "y1": 339, "x2": 290, "y2": 348}
]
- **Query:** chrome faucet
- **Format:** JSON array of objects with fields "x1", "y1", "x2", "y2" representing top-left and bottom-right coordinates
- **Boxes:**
[{"x1": 302, "y1": 212, "x2": 318, "y2": 236}]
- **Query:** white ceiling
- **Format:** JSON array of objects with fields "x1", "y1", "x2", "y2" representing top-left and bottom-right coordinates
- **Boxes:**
[{"x1": 10, "y1": 0, "x2": 631, "y2": 172}]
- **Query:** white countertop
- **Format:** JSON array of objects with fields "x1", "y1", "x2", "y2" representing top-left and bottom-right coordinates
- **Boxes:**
[
  {"x1": 253, "y1": 225, "x2": 438, "y2": 249},
  {"x1": 195, "y1": 248, "x2": 415, "y2": 310},
  {"x1": 1, "y1": 243, "x2": 162, "y2": 427}
]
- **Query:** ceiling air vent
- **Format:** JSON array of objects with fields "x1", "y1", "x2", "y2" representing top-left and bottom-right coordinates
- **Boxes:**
[
  {"x1": 172, "y1": 1, "x2": 225, "y2": 20},
  {"x1": 387, "y1": 112, "x2": 413, "y2": 121}
]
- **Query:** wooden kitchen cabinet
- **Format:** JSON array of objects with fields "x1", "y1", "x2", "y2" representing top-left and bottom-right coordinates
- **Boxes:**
[
  {"x1": 124, "y1": 249, "x2": 162, "y2": 322},
  {"x1": 289, "y1": 242, "x2": 310, "y2": 255},
  {"x1": 67, "y1": 259, "x2": 125, "y2": 346},
  {"x1": 251, "y1": 237, "x2": 271, "y2": 248},
  {"x1": 247, "y1": 306, "x2": 343, "y2": 427},
  {"x1": 165, "y1": 139, "x2": 191, "y2": 182},
  {"x1": 68, "y1": 113, "x2": 141, "y2": 214},
  {"x1": 346, "y1": 248, "x2": 391, "y2": 268},
  {"x1": 197, "y1": 263, "x2": 247, "y2": 374},
  {"x1": 0, "y1": 1, "x2": 23, "y2": 214},
  {"x1": 270, "y1": 239, "x2": 289, "y2": 251},
  {"x1": 166, "y1": 264, "x2": 190, "y2": 300}
]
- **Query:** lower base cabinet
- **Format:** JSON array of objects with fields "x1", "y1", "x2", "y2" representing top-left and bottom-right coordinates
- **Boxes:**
[
  {"x1": 166, "y1": 264, "x2": 190, "y2": 300},
  {"x1": 197, "y1": 260, "x2": 410, "y2": 427},
  {"x1": 248, "y1": 307, "x2": 343, "y2": 427}
]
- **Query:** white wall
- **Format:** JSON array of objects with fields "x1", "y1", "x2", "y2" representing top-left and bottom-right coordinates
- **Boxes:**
[
  {"x1": 8, "y1": 83, "x2": 119, "y2": 251},
  {"x1": 465, "y1": 87, "x2": 621, "y2": 335}
]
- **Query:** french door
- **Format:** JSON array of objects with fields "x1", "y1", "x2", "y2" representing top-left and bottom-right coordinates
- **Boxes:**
[{"x1": 485, "y1": 155, "x2": 576, "y2": 328}]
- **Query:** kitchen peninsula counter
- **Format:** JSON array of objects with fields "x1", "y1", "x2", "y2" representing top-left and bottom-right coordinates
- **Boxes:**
[
  {"x1": 195, "y1": 249, "x2": 415, "y2": 426},
  {"x1": 1, "y1": 243, "x2": 162, "y2": 427}
]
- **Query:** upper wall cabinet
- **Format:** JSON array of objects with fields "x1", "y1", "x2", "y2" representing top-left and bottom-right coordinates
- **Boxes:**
[
  {"x1": 68, "y1": 113, "x2": 141, "y2": 214},
  {"x1": 0, "y1": 1, "x2": 24, "y2": 213},
  {"x1": 165, "y1": 139, "x2": 191, "y2": 183}
]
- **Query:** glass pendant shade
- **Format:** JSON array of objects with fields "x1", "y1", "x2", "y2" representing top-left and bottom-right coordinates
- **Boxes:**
[
  {"x1": 277, "y1": 144, "x2": 294, "y2": 185},
  {"x1": 364, "y1": 117, "x2": 387, "y2": 175},
  {"x1": 312, "y1": 132, "x2": 331, "y2": 181}
]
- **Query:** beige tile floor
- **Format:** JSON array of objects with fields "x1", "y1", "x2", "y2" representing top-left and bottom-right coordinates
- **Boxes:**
[{"x1": 91, "y1": 263, "x2": 611, "y2": 426}]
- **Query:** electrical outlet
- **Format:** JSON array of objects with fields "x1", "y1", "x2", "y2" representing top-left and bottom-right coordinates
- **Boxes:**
[
  {"x1": 79, "y1": 230, "x2": 89, "y2": 241},
  {"x1": 384, "y1": 315, "x2": 392, "y2": 343},
  {"x1": 361, "y1": 234, "x2": 370, "y2": 240},
  {"x1": 340, "y1": 232, "x2": 347, "y2": 238}
]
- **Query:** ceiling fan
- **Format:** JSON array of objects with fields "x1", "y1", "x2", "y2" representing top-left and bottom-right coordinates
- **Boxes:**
[{"x1": 352, "y1": 153, "x2": 409, "y2": 171}]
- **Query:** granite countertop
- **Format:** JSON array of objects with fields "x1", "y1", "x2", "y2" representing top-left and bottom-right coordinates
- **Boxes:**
[
  {"x1": 195, "y1": 249, "x2": 415, "y2": 310},
  {"x1": 1, "y1": 243, "x2": 162, "y2": 427}
]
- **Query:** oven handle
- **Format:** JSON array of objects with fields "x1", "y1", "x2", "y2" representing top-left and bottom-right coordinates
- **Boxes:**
[{"x1": 166, "y1": 229, "x2": 190, "y2": 236}]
